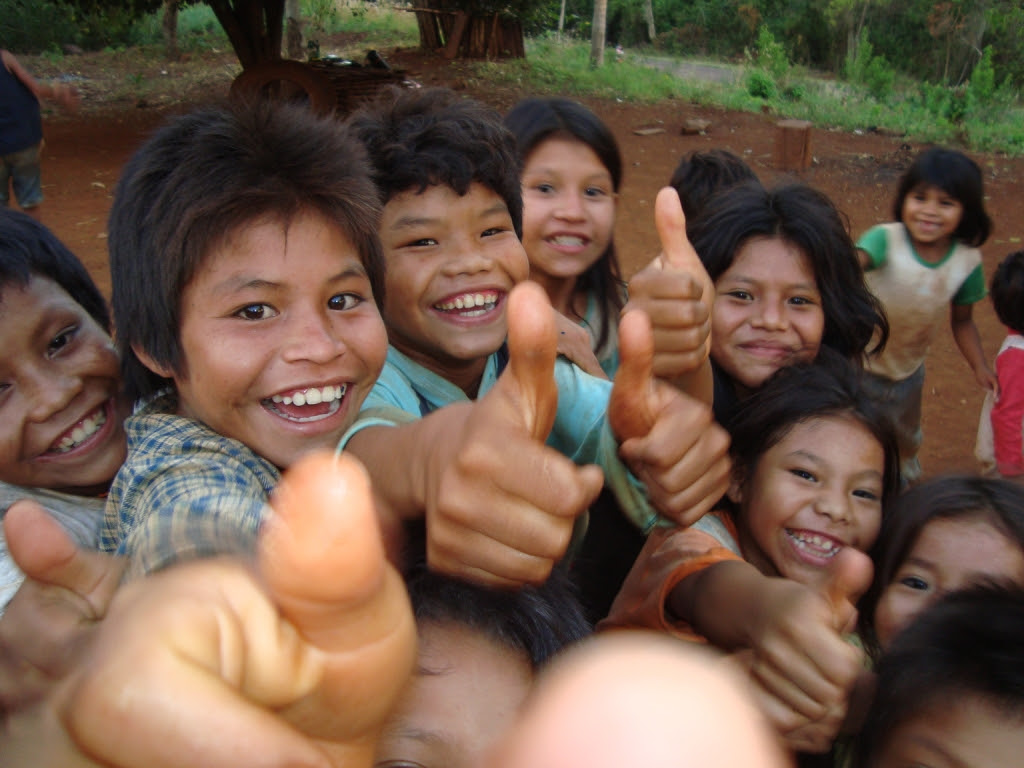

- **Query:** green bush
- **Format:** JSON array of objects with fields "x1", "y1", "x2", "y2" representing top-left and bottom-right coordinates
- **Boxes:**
[
  {"x1": 0, "y1": 0, "x2": 81, "y2": 52},
  {"x1": 863, "y1": 55, "x2": 894, "y2": 100},
  {"x1": 745, "y1": 69, "x2": 776, "y2": 99}
]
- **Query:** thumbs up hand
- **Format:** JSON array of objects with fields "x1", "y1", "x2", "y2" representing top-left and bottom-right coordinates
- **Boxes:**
[
  {"x1": 624, "y1": 188, "x2": 714, "y2": 396},
  {"x1": 607, "y1": 306, "x2": 730, "y2": 527},
  {"x1": 421, "y1": 281, "x2": 604, "y2": 587},
  {"x1": 742, "y1": 548, "x2": 872, "y2": 753},
  {"x1": 11, "y1": 452, "x2": 417, "y2": 768}
]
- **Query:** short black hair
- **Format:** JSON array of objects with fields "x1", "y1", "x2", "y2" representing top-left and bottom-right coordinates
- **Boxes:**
[
  {"x1": 404, "y1": 563, "x2": 591, "y2": 669},
  {"x1": 990, "y1": 250, "x2": 1024, "y2": 335},
  {"x1": 893, "y1": 147, "x2": 992, "y2": 247},
  {"x1": 691, "y1": 182, "x2": 889, "y2": 361},
  {"x1": 854, "y1": 584, "x2": 1024, "y2": 768},
  {"x1": 108, "y1": 99, "x2": 384, "y2": 403},
  {"x1": 0, "y1": 208, "x2": 109, "y2": 332},
  {"x1": 504, "y1": 96, "x2": 625, "y2": 353},
  {"x1": 668, "y1": 148, "x2": 759, "y2": 227},
  {"x1": 347, "y1": 86, "x2": 523, "y2": 238}
]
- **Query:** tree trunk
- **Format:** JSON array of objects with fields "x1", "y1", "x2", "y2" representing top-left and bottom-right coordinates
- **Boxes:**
[
  {"x1": 558, "y1": 0, "x2": 566, "y2": 34},
  {"x1": 285, "y1": 0, "x2": 303, "y2": 59},
  {"x1": 162, "y1": 0, "x2": 179, "y2": 60},
  {"x1": 590, "y1": 0, "x2": 607, "y2": 67},
  {"x1": 643, "y1": 0, "x2": 655, "y2": 43},
  {"x1": 206, "y1": 0, "x2": 286, "y2": 70}
]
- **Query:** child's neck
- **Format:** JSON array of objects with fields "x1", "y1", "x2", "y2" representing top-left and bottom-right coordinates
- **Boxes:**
[
  {"x1": 910, "y1": 234, "x2": 953, "y2": 265},
  {"x1": 396, "y1": 342, "x2": 489, "y2": 400},
  {"x1": 530, "y1": 271, "x2": 583, "y2": 320}
]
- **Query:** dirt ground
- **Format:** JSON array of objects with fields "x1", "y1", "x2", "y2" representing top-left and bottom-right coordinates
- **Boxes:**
[{"x1": 23, "y1": 40, "x2": 1024, "y2": 478}]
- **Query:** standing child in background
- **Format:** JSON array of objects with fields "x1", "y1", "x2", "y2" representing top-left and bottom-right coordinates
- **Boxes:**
[
  {"x1": 690, "y1": 182, "x2": 887, "y2": 427},
  {"x1": 1, "y1": 49, "x2": 79, "y2": 216},
  {"x1": 503, "y1": 97, "x2": 626, "y2": 379},
  {"x1": 100, "y1": 99, "x2": 389, "y2": 580},
  {"x1": 975, "y1": 250, "x2": 1024, "y2": 478},
  {"x1": 858, "y1": 147, "x2": 996, "y2": 484},
  {"x1": 854, "y1": 584, "x2": 1024, "y2": 768},
  {"x1": 0, "y1": 208, "x2": 128, "y2": 612},
  {"x1": 859, "y1": 474, "x2": 1024, "y2": 658},
  {"x1": 603, "y1": 352, "x2": 901, "y2": 754},
  {"x1": 668, "y1": 148, "x2": 759, "y2": 232}
]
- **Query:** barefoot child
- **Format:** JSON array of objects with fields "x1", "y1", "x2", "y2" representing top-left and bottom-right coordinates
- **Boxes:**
[
  {"x1": 0, "y1": 209, "x2": 129, "y2": 611},
  {"x1": 857, "y1": 147, "x2": 995, "y2": 483},
  {"x1": 99, "y1": 100, "x2": 390, "y2": 579},
  {"x1": 341, "y1": 86, "x2": 731, "y2": 588}
]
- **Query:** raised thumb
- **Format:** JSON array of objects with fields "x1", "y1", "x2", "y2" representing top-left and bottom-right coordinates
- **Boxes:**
[
  {"x1": 608, "y1": 308, "x2": 657, "y2": 441},
  {"x1": 654, "y1": 186, "x2": 705, "y2": 278},
  {"x1": 498, "y1": 280, "x2": 560, "y2": 441},
  {"x1": 823, "y1": 547, "x2": 874, "y2": 633}
]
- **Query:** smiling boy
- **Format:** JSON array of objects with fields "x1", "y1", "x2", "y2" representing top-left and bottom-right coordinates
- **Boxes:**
[
  {"x1": 99, "y1": 100, "x2": 388, "y2": 578},
  {"x1": 0, "y1": 209, "x2": 129, "y2": 610},
  {"x1": 341, "y1": 88, "x2": 731, "y2": 587}
]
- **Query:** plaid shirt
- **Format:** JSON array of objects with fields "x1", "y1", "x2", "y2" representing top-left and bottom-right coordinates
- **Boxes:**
[{"x1": 100, "y1": 392, "x2": 280, "y2": 580}]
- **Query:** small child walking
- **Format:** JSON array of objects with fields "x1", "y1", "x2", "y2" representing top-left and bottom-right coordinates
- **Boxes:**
[
  {"x1": 976, "y1": 250, "x2": 1024, "y2": 478},
  {"x1": 858, "y1": 147, "x2": 996, "y2": 484}
]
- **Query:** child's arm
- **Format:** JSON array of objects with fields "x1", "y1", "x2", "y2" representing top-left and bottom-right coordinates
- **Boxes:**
[
  {"x1": 670, "y1": 549, "x2": 871, "y2": 753},
  {"x1": 0, "y1": 49, "x2": 78, "y2": 112},
  {"x1": 346, "y1": 282, "x2": 604, "y2": 588},
  {"x1": 0, "y1": 503, "x2": 124, "y2": 714},
  {"x1": 3, "y1": 453, "x2": 417, "y2": 768},
  {"x1": 625, "y1": 187, "x2": 714, "y2": 404},
  {"x1": 951, "y1": 302, "x2": 998, "y2": 393},
  {"x1": 608, "y1": 307, "x2": 732, "y2": 528}
]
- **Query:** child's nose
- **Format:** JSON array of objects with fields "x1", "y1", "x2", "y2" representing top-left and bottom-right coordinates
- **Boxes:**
[
  {"x1": 752, "y1": 300, "x2": 788, "y2": 330},
  {"x1": 554, "y1": 190, "x2": 585, "y2": 220},
  {"x1": 27, "y1": 370, "x2": 80, "y2": 423},
  {"x1": 814, "y1": 488, "x2": 850, "y2": 523},
  {"x1": 283, "y1": 310, "x2": 347, "y2": 363},
  {"x1": 441, "y1": 237, "x2": 494, "y2": 276}
]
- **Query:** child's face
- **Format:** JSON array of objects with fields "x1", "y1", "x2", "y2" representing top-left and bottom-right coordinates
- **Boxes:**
[
  {"x1": 711, "y1": 235, "x2": 824, "y2": 394},
  {"x1": 733, "y1": 414, "x2": 884, "y2": 590},
  {"x1": 901, "y1": 183, "x2": 963, "y2": 250},
  {"x1": 379, "y1": 182, "x2": 529, "y2": 394},
  {"x1": 874, "y1": 515, "x2": 1024, "y2": 650},
  {"x1": 520, "y1": 137, "x2": 616, "y2": 293},
  {"x1": 0, "y1": 277, "x2": 127, "y2": 495},
  {"x1": 374, "y1": 619, "x2": 533, "y2": 768},
  {"x1": 876, "y1": 696, "x2": 1024, "y2": 768},
  {"x1": 154, "y1": 210, "x2": 387, "y2": 469}
]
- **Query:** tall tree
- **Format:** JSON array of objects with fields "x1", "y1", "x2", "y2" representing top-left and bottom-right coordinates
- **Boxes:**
[{"x1": 590, "y1": 0, "x2": 607, "y2": 65}]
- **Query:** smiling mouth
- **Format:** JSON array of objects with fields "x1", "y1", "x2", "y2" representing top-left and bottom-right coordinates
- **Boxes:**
[
  {"x1": 547, "y1": 235, "x2": 588, "y2": 247},
  {"x1": 49, "y1": 405, "x2": 108, "y2": 455},
  {"x1": 434, "y1": 290, "x2": 499, "y2": 317},
  {"x1": 263, "y1": 384, "x2": 347, "y2": 423},
  {"x1": 787, "y1": 529, "x2": 843, "y2": 559}
]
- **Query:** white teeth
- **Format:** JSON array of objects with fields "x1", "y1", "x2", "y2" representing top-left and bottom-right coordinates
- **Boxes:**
[
  {"x1": 270, "y1": 385, "x2": 346, "y2": 407},
  {"x1": 436, "y1": 292, "x2": 498, "y2": 312},
  {"x1": 550, "y1": 235, "x2": 585, "y2": 246},
  {"x1": 788, "y1": 530, "x2": 841, "y2": 557},
  {"x1": 51, "y1": 407, "x2": 107, "y2": 454}
]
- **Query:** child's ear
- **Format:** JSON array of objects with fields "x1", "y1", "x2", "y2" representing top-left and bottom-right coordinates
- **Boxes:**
[
  {"x1": 131, "y1": 345, "x2": 174, "y2": 379},
  {"x1": 726, "y1": 470, "x2": 744, "y2": 506}
]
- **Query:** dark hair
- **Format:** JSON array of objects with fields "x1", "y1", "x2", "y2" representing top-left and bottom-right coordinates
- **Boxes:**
[
  {"x1": 668, "y1": 149, "x2": 759, "y2": 228},
  {"x1": 728, "y1": 350, "x2": 901, "y2": 509},
  {"x1": 108, "y1": 99, "x2": 384, "y2": 403},
  {"x1": 0, "y1": 208, "x2": 110, "y2": 332},
  {"x1": 503, "y1": 97, "x2": 625, "y2": 352},
  {"x1": 859, "y1": 475, "x2": 1024, "y2": 657},
  {"x1": 990, "y1": 250, "x2": 1024, "y2": 336},
  {"x1": 404, "y1": 562, "x2": 591, "y2": 669},
  {"x1": 691, "y1": 182, "x2": 889, "y2": 362},
  {"x1": 854, "y1": 584, "x2": 1024, "y2": 768},
  {"x1": 348, "y1": 86, "x2": 523, "y2": 238},
  {"x1": 893, "y1": 147, "x2": 992, "y2": 247}
]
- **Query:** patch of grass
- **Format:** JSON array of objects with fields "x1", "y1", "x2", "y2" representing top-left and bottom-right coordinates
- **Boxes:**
[
  {"x1": 129, "y1": 4, "x2": 229, "y2": 52},
  {"x1": 307, "y1": 0, "x2": 418, "y2": 46}
]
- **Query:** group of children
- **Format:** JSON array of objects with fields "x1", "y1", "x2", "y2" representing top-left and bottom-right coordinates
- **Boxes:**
[{"x1": 2, "y1": 81, "x2": 1023, "y2": 768}]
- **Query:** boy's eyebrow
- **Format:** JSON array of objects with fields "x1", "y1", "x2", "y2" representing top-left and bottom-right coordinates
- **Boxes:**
[
  {"x1": 211, "y1": 265, "x2": 369, "y2": 294},
  {"x1": 725, "y1": 274, "x2": 820, "y2": 293},
  {"x1": 387, "y1": 203, "x2": 511, "y2": 231}
]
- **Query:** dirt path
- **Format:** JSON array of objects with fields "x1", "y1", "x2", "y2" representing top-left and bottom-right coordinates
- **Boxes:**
[{"x1": 26, "y1": 43, "x2": 1024, "y2": 479}]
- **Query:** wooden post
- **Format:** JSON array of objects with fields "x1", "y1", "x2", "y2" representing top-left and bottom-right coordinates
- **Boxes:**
[{"x1": 774, "y1": 119, "x2": 812, "y2": 171}]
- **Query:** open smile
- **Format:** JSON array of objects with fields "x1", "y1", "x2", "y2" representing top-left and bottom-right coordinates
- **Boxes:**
[
  {"x1": 44, "y1": 400, "x2": 115, "y2": 457},
  {"x1": 786, "y1": 528, "x2": 845, "y2": 565},
  {"x1": 433, "y1": 290, "x2": 500, "y2": 318},
  {"x1": 263, "y1": 383, "x2": 348, "y2": 423}
]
